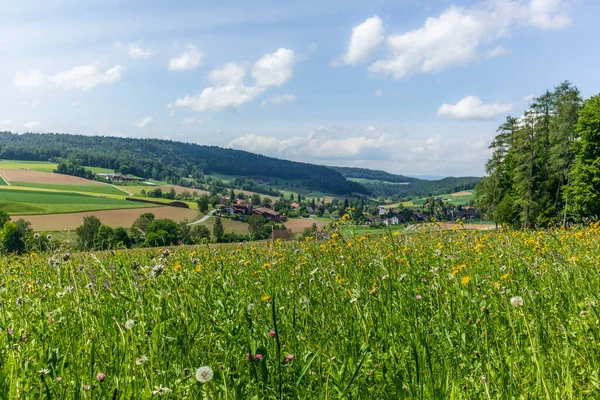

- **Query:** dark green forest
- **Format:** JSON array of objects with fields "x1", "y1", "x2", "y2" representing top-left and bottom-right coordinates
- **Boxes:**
[
  {"x1": 0, "y1": 132, "x2": 367, "y2": 195},
  {"x1": 330, "y1": 166, "x2": 421, "y2": 183},
  {"x1": 477, "y1": 81, "x2": 600, "y2": 227}
]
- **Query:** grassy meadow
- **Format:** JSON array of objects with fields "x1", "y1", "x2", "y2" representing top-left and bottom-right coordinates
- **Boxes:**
[
  {"x1": 0, "y1": 188, "x2": 157, "y2": 215},
  {"x1": 1, "y1": 224, "x2": 600, "y2": 398},
  {"x1": 9, "y1": 181, "x2": 127, "y2": 196}
]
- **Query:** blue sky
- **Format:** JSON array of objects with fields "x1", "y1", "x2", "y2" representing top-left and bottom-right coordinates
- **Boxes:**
[{"x1": 1, "y1": 0, "x2": 598, "y2": 176}]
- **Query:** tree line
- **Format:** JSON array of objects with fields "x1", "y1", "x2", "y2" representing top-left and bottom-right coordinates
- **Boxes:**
[
  {"x1": 477, "y1": 81, "x2": 600, "y2": 228},
  {"x1": 0, "y1": 132, "x2": 367, "y2": 195}
]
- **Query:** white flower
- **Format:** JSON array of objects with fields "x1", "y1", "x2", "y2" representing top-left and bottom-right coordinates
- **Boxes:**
[
  {"x1": 136, "y1": 355, "x2": 149, "y2": 365},
  {"x1": 300, "y1": 296, "x2": 309, "y2": 304},
  {"x1": 310, "y1": 268, "x2": 319, "y2": 275},
  {"x1": 247, "y1": 303, "x2": 255, "y2": 311},
  {"x1": 195, "y1": 366, "x2": 214, "y2": 383},
  {"x1": 124, "y1": 319, "x2": 135, "y2": 330},
  {"x1": 38, "y1": 368, "x2": 50, "y2": 375},
  {"x1": 152, "y1": 385, "x2": 171, "y2": 395},
  {"x1": 510, "y1": 296, "x2": 524, "y2": 307}
]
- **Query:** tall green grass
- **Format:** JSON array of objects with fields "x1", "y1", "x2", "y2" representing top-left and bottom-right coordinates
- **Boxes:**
[{"x1": 0, "y1": 225, "x2": 599, "y2": 398}]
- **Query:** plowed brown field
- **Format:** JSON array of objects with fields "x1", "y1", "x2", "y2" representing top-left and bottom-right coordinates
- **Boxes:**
[
  {"x1": 13, "y1": 207, "x2": 199, "y2": 231},
  {"x1": 0, "y1": 169, "x2": 106, "y2": 185}
]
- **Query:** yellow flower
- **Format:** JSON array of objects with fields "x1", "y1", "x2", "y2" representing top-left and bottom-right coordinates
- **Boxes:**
[
  {"x1": 341, "y1": 214, "x2": 350, "y2": 222},
  {"x1": 369, "y1": 282, "x2": 378, "y2": 295},
  {"x1": 174, "y1": 262, "x2": 183, "y2": 272},
  {"x1": 500, "y1": 273, "x2": 510, "y2": 280},
  {"x1": 461, "y1": 276, "x2": 471, "y2": 286},
  {"x1": 261, "y1": 294, "x2": 271, "y2": 302},
  {"x1": 262, "y1": 263, "x2": 271, "y2": 270},
  {"x1": 194, "y1": 264, "x2": 202, "y2": 273}
]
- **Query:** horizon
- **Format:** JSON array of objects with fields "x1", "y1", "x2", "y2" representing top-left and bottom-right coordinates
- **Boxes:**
[{"x1": 2, "y1": 0, "x2": 598, "y2": 176}]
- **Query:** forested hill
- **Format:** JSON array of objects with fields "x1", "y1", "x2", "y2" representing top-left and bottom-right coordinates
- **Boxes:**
[
  {"x1": 329, "y1": 166, "x2": 422, "y2": 183},
  {"x1": 0, "y1": 132, "x2": 367, "y2": 195}
]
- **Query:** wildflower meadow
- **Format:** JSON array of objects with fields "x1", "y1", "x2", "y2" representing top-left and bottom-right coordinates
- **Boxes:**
[{"x1": 1, "y1": 223, "x2": 600, "y2": 398}]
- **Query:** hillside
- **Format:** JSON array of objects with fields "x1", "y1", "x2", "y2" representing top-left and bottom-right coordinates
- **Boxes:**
[
  {"x1": 0, "y1": 132, "x2": 367, "y2": 195},
  {"x1": 330, "y1": 166, "x2": 422, "y2": 184}
]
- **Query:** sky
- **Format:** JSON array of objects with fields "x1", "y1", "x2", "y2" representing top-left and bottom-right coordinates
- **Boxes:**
[{"x1": 1, "y1": 0, "x2": 598, "y2": 177}]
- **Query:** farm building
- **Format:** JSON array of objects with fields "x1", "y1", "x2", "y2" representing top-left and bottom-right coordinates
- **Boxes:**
[{"x1": 253, "y1": 207, "x2": 286, "y2": 222}]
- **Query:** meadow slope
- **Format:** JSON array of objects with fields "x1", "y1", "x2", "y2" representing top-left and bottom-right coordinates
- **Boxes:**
[{"x1": 1, "y1": 225, "x2": 599, "y2": 398}]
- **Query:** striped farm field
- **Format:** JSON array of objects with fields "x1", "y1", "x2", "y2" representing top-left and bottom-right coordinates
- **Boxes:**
[
  {"x1": 13, "y1": 206, "x2": 199, "y2": 231},
  {"x1": 9, "y1": 181, "x2": 126, "y2": 195},
  {"x1": 0, "y1": 188, "x2": 157, "y2": 215},
  {"x1": 0, "y1": 169, "x2": 108, "y2": 185}
]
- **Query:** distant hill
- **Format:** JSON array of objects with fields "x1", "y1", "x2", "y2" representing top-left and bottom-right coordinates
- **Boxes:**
[
  {"x1": 0, "y1": 132, "x2": 368, "y2": 195},
  {"x1": 361, "y1": 176, "x2": 482, "y2": 199},
  {"x1": 330, "y1": 166, "x2": 422, "y2": 183}
]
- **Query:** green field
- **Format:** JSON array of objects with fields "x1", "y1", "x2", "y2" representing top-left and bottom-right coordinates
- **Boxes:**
[
  {"x1": 1, "y1": 225, "x2": 599, "y2": 397},
  {"x1": 0, "y1": 159, "x2": 58, "y2": 172},
  {"x1": 9, "y1": 181, "x2": 127, "y2": 196},
  {"x1": 0, "y1": 175, "x2": 6, "y2": 186},
  {"x1": 0, "y1": 188, "x2": 157, "y2": 215},
  {"x1": 195, "y1": 216, "x2": 249, "y2": 235}
]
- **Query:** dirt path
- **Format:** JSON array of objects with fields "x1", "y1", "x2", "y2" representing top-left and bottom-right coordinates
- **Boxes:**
[
  {"x1": 189, "y1": 210, "x2": 215, "y2": 225},
  {"x1": 111, "y1": 184, "x2": 132, "y2": 195}
]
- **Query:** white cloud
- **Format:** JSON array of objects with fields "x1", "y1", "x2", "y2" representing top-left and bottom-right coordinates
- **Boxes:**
[
  {"x1": 0, "y1": 120, "x2": 15, "y2": 131},
  {"x1": 375, "y1": 89, "x2": 383, "y2": 97},
  {"x1": 115, "y1": 41, "x2": 153, "y2": 58},
  {"x1": 24, "y1": 121, "x2": 41, "y2": 130},
  {"x1": 172, "y1": 48, "x2": 296, "y2": 113},
  {"x1": 50, "y1": 64, "x2": 124, "y2": 91},
  {"x1": 168, "y1": 45, "x2": 203, "y2": 71},
  {"x1": 524, "y1": 94, "x2": 536, "y2": 102},
  {"x1": 337, "y1": 16, "x2": 384, "y2": 66},
  {"x1": 252, "y1": 48, "x2": 295, "y2": 87},
  {"x1": 486, "y1": 45, "x2": 510, "y2": 58},
  {"x1": 173, "y1": 85, "x2": 264, "y2": 112},
  {"x1": 368, "y1": 0, "x2": 571, "y2": 79},
  {"x1": 16, "y1": 64, "x2": 123, "y2": 91},
  {"x1": 208, "y1": 63, "x2": 247, "y2": 86},
  {"x1": 261, "y1": 94, "x2": 296, "y2": 106},
  {"x1": 14, "y1": 70, "x2": 46, "y2": 90},
  {"x1": 437, "y1": 96, "x2": 513, "y2": 120},
  {"x1": 181, "y1": 116, "x2": 204, "y2": 125},
  {"x1": 228, "y1": 126, "x2": 398, "y2": 161},
  {"x1": 133, "y1": 116, "x2": 153, "y2": 128}
]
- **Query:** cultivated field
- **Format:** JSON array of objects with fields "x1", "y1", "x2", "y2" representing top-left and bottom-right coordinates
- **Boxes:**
[
  {"x1": 0, "y1": 188, "x2": 155, "y2": 215},
  {"x1": 1, "y1": 225, "x2": 599, "y2": 397},
  {"x1": 0, "y1": 169, "x2": 108, "y2": 185},
  {"x1": 196, "y1": 216, "x2": 249, "y2": 235},
  {"x1": 284, "y1": 217, "x2": 329, "y2": 233},
  {"x1": 13, "y1": 206, "x2": 199, "y2": 230}
]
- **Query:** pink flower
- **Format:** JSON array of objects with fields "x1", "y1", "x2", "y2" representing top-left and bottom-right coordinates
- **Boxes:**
[
  {"x1": 254, "y1": 354, "x2": 264, "y2": 361},
  {"x1": 285, "y1": 354, "x2": 294, "y2": 362},
  {"x1": 7, "y1": 327, "x2": 13, "y2": 335},
  {"x1": 83, "y1": 385, "x2": 91, "y2": 390},
  {"x1": 56, "y1": 376, "x2": 62, "y2": 382},
  {"x1": 96, "y1": 372, "x2": 105, "y2": 382},
  {"x1": 245, "y1": 353, "x2": 251, "y2": 361},
  {"x1": 416, "y1": 295, "x2": 422, "y2": 300},
  {"x1": 268, "y1": 331, "x2": 276, "y2": 337}
]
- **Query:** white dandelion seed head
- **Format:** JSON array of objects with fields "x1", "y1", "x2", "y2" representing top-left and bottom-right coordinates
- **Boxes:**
[
  {"x1": 124, "y1": 319, "x2": 135, "y2": 330},
  {"x1": 195, "y1": 366, "x2": 214, "y2": 383},
  {"x1": 247, "y1": 303, "x2": 255, "y2": 311},
  {"x1": 510, "y1": 296, "x2": 524, "y2": 307},
  {"x1": 136, "y1": 355, "x2": 149, "y2": 365},
  {"x1": 300, "y1": 296, "x2": 309, "y2": 304}
]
